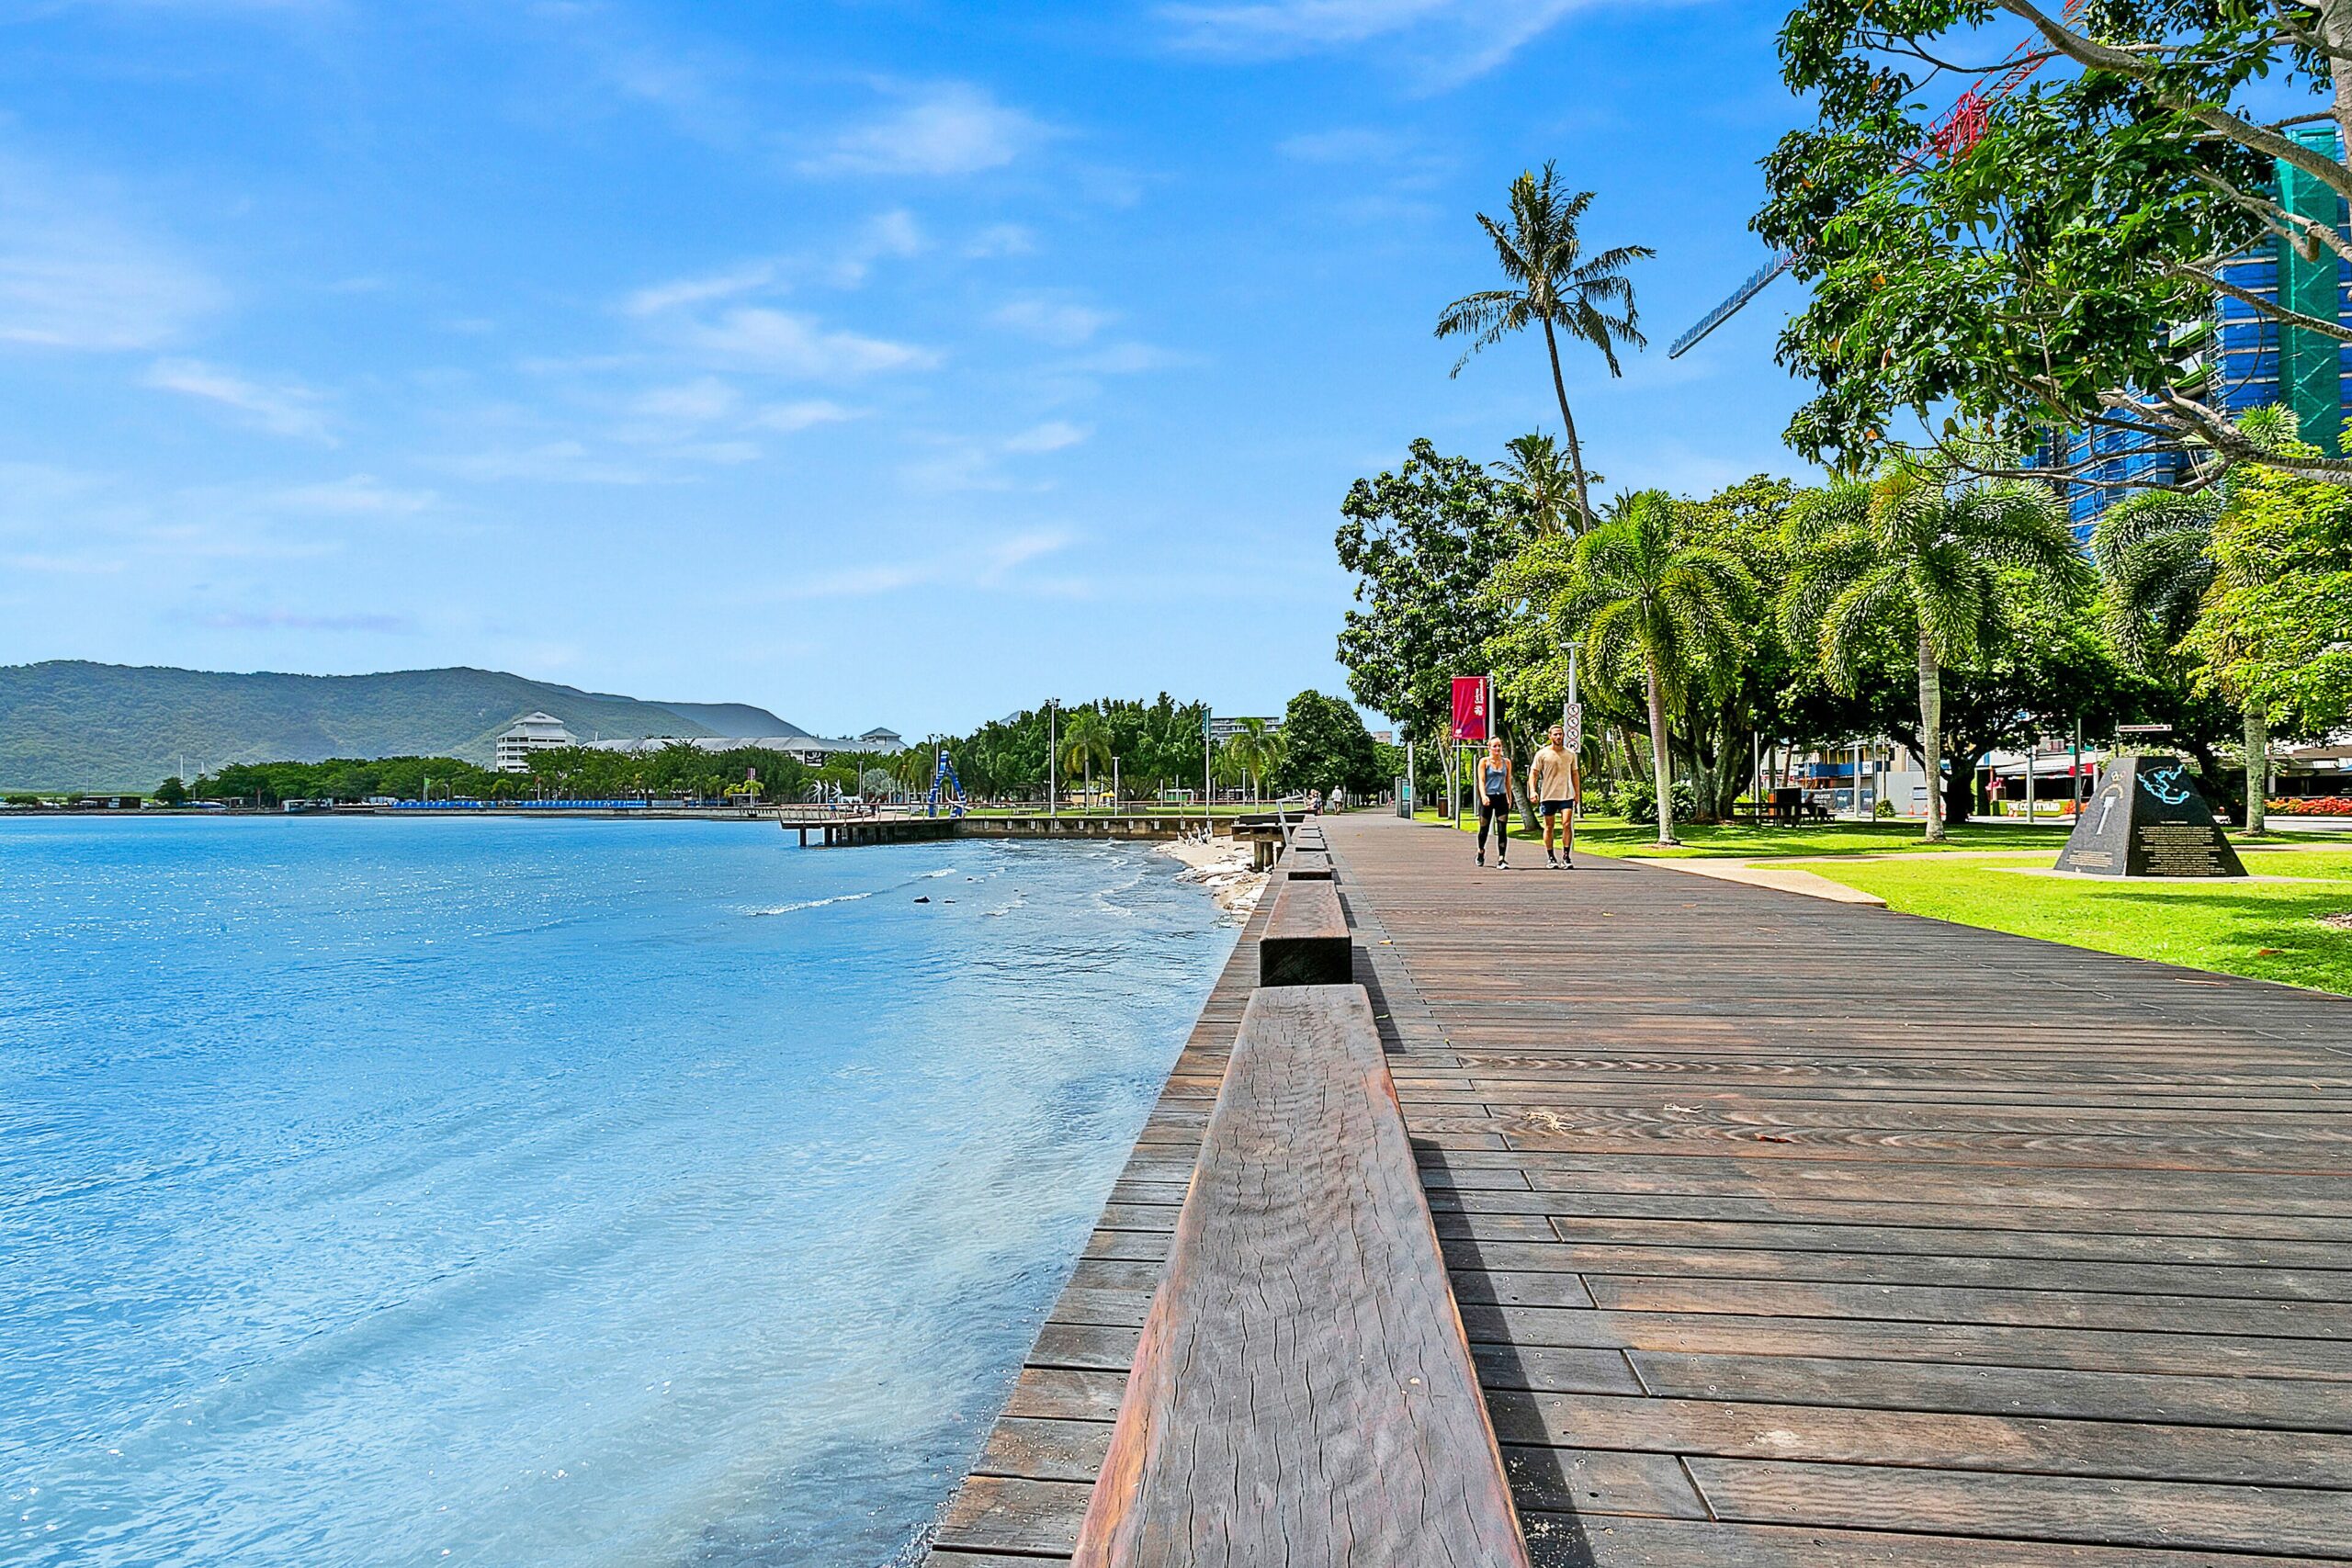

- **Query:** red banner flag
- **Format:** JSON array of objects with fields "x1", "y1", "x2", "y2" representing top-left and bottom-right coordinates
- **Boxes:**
[{"x1": 1451, "y1": 676, "x2": 1489, "y2": 742}]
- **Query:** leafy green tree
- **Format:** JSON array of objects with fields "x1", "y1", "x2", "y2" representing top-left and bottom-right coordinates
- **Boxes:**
[
  {"x1": 2091, "y1": 488, "x2": 2272, "y2": 827},
  {"x1": 153, "y1": 775, "x2": 188, "y2": 806},
  {"x1": 1551, "y1": 491, "x2": 1758, "y2": 846},
  {"x1": 1758, "y1": 1, "x2": 2352, "y2": 483},
  {"x1": 1436, "y1": 163, "x2": 1653, "y2": 527},
  {"x1": 2185, "y1": 454, "x2": 2352, "y2": 746},
  {"x1": 1271, "y1": 692, "x2": 1382, "y2": 799},
  {"x1": 1335, "y1": 439, "x2": 1536, "y2": 758},
  {"x1": 1783, "y1": 458, "x2": 2084, "y2": 840}
]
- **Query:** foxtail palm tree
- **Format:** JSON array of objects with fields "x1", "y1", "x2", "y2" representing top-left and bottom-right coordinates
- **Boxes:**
[
  {"x1": 1438, "y1": 163, "x2": 1653, "y2": 531},
  {"x1": 1554, "y1": 491, "x2": 1756, "y2": 846},
  {"x1": 1784, "y1": 460, "x2": 2084, "y2": 842}
]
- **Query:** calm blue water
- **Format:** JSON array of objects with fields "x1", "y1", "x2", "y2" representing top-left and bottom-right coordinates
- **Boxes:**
[{"x1": 0, "y1": 818, "x2": 1233, "y2": 1567}]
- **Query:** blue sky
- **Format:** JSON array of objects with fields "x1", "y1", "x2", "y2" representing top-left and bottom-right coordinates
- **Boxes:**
[{"x1": 0, "y1": 0, "x2": 1815, "y2": 737}]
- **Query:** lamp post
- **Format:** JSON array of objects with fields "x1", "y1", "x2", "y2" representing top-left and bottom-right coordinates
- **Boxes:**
[{"x1": 1046, "y1": 698, "x2": 1057, "y2": 825}]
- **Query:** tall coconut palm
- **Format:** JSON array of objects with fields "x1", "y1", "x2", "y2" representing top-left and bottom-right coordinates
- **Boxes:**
[
  {"x1": 2095, "y1": 415, "x2": 2294, "y2": 836},
  {"x1": 1784, "y1": 460, "x2": 2084, "y2": 843},
  {"x1": 1437, "y1": 163, "x2": 1653, "y2": 531},
  {"x1": 1060, "y1": 709, "x2": 1114, "y2": 809},
  {"x1": 1553, "y1": 491, "x2": 1756, "y2": 847}
]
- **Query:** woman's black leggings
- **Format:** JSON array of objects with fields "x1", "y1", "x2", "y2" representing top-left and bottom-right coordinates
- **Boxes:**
[{"x1": 1477, "y1": 795, "x2": 1510, "y2": 855}]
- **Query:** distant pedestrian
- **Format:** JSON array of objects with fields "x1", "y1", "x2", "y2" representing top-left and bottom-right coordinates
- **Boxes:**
[
  {"x1": 1475, "y1": 737, "x2": 1513, "y2": 869},
  {"x1": 1530, "y1": 723, "x2": 1579, "y2": 869}
]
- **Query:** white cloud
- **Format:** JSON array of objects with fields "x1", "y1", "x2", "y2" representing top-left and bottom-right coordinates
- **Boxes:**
[
  {"x1": 1061, "y1": 342, "x2": 1193, "y2": 375},
  {"x1": 444, "y1": 441, "x2": 656, "y2": 485},
  {"x1": 991, "y1": 299, "x2": 1115, "y2": 347},
  {"x1": 826, "y1": 208, "x2": 928, "y2": 287},
  {"x1": 754, "y1": 399, "x2": 860, "y2": 432},
  {"x1": 1161, "y1": 0, "x2": 1626, "y2": 80},
  {"x1": 965, "y1": 223, "x2": 1038, "y2": 259},
  {"x1": 1002, "y1": 421, "x2": 1090, "y2": 454},
  {"x1": 633, "y1": 377, "x2": 741, "y2": 422},
  {"x1": 0, "y1": 158, "x2": 221, "y2": 351},
  {"x1": 678, "y1": 307, "x2": 935, "y2": 378},
  {"x1": 798, "y1": 83, "x2": 1046, "y2": 177},
  {"x1": 625, "y1": 262, "x2": 778, "y2": 318},
  {"x1": 768, "y1": 529, "x2": 1075, "y2": 600},
  {"x1": 142, "y1": 358, "x2": 334, "y2": 443},
  {"x1": 276, "y1": 475, "x2": 439, "y2": 515}
]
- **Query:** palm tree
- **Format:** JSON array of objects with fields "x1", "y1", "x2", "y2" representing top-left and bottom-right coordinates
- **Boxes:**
[
  {"x1": 1553, "y1": 491, "x2": 1756, "y2": 847},
  {"x1": 1220, "y1": 719, "x2": 1276, "y2": 803},
  {"x1": 1437, "y1": 163, "x2": 1653, "y2": 531},
  {"x1": 1783, "y1": 459, "x2": 2084, "y2": 843},
  {"x1": 1060, "y1": 708, "x2": 1114, "y2": 810},
  {"x1": 2094, "y1": 489, "x2": 2274, "y2": 833},
  {"x1": 1492, "y1": 432, "x2": 1580, "y2": 537}
]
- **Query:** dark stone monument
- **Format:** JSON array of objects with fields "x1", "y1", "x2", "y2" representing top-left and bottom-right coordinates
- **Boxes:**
[{"x1": 2054, "y1": 755, "x2": 2247, "y2": 877}]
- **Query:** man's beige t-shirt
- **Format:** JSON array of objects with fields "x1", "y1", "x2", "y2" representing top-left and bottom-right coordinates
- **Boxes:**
[{"x1": 1530, "y1": 744, "x2": 1576, "y2": 803}]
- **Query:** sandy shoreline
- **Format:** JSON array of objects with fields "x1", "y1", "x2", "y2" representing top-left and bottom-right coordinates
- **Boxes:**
[{"x1": 1158, "y1": 834, "x2": 1269, "y2": 916}]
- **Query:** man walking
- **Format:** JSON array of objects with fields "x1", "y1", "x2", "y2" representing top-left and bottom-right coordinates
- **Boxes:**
[{"x1": 1530, "y1": 723, "x2": 1579, "y2": 869}]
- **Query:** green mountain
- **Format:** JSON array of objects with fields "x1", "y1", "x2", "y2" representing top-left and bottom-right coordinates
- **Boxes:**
[{"x1": 0, "y1": 661, "x2": 800, "y2": 790}]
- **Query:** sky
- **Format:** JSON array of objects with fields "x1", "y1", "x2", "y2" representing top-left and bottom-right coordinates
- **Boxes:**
[{"x1": 0, "y1": 0, "x2": 1819, "y2": 738}]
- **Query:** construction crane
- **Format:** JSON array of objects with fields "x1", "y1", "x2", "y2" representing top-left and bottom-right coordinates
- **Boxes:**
[{"x1": 1668, "y1": 3, "x2": 2085, "y2": 359}]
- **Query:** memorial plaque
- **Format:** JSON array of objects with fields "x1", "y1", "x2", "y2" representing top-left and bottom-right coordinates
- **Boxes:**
[{"x1": 2054, "y1": 756, "x2": 2246, "y2": 877}]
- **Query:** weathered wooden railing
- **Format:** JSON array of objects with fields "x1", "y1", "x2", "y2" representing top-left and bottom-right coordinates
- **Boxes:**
[{"x1": 1068, "y1": 983, "x2": 1532, "y2": 1568}]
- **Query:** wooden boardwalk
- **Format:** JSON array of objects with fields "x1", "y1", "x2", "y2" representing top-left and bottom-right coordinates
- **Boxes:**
[{"x1": 929, "y1": 812, "x2": 2352, "y2": 1565}]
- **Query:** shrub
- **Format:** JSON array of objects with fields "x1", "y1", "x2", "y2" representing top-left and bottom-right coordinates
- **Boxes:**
[
  {"x1": 1874, "y1": 798, "x2": 1895, "y2": 818},
  {"x1": 1621, "y1": 777, "x2": 1698, "y2": 825}
]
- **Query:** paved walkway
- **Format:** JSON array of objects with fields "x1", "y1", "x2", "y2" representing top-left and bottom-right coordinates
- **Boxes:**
[{"x1": 1335, "y1": 811, "x2": 2352, "y2": 1565}]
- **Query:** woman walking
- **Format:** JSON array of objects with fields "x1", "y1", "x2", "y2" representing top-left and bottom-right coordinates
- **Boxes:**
[{"x1": 1475, "y1": 737, "x2": 1514, "y2": 869}]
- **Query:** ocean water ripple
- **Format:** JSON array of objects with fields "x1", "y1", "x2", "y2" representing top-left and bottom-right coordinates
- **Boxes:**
[{"x1": 0, "y1": 818, "x2": 1231, "y2": 1567}]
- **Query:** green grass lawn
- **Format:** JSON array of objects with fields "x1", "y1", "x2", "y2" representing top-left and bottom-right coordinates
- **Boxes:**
[
  {"x1": 1808, "y1": 848, "x2": 2352, "y2": 995},
  {"x1": 1416, "y1": 809, "x2": 2074, "y2": 859}
]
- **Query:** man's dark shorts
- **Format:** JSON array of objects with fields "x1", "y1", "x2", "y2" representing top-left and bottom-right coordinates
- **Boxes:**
[{"x1": 1540, "y1": 798, "x2": 1573, "y2": 818}]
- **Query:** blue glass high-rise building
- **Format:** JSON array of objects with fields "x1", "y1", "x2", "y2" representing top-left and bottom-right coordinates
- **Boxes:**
[{"x1": 2045, "y1": 127, "x2": 2348, "y2": 541}]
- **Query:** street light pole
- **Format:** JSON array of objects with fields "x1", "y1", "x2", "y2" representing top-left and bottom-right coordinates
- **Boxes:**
[{"x1": 1047, "y1": 698, "x2": 1058, "y2": 825}]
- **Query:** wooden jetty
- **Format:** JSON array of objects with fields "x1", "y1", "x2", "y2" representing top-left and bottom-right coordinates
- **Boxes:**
[
  {"x1": 778, "y1": 811, "x2": 1212, "y2": 848},
  {"x1": 926, "y1": 810, "x2": 2352, "y2": 1565}
]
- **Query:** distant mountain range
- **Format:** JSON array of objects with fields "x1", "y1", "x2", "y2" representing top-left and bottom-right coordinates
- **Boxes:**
[{"x1": 0, "y1": 661, "x2": 814, "y2": 790}]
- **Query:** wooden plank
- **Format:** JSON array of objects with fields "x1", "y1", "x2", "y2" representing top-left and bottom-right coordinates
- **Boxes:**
[
  {"x1": 1070, "y1": 985, "x2": 1529, "y2": 1567},
  {"x1": 1490, "y1": 1391, "x2": 2352, "y2": 1489},
  {"x1": 1684, "y1": 1458, "x2": 2352, "y2": 1556},
  {"x1": 1255, "y1": 877, "x2": 1351, "y2": 987},
  {"x1": 1283, "y1": 848, "x2": 1336, "y2": 879}
]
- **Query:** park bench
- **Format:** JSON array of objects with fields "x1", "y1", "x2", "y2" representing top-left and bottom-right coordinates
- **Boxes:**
[
  {"x1": 1069, "y1": 985, "x2": 1531, "y2": 1568},
  {"x1": 1257, "y1": 875, "x2": 1350, "y2": 987}
]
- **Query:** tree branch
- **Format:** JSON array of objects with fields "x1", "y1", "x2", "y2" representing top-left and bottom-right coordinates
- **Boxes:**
[
  {"x1": 1996, "y1": 0, "x2": 2352, "y2": 200},
  {"x1": 2177, "y1": 263, "x2": 2352, "y2": 342}
]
